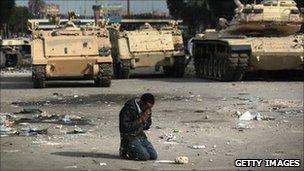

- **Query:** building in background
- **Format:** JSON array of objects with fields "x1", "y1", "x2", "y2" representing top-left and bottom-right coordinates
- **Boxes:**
[
  {"x1": 41, "y1": 3, "x2": 60, "y2": 18},
  {"x1": 102, "y1": 3, "x2": 126, "y2": 23}
]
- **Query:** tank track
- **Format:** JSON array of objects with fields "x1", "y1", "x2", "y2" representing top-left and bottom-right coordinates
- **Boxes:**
[
  {"x1": 195, "y1": 53, "x2": 249, "y2": 81},
  {"x1": 32, "y1": 65, "x2": 46, "y2": 88},
  {"x1": 0, "y1": 51, "x2": 6, "y2": 69},
  {"x1": 94, "y1": 63, "x2": 112, "y2": 87},
  {"x1": 163, "y1": 56, "x2": 186, "y2": 77},
  {"x1": 114, "y1": 59, "x2": 130, "y2": 79}
]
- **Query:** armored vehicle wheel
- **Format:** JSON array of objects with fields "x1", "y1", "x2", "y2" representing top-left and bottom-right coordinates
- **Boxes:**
[
  {"x1": 95, "y1": 63, "x2": 112, "y2": 87},
  {"x1": 213, "y1": 59, "x2": 219, "y2": 77},
  {"x1": 6, "y1": 53, "x2": 22, "y2": 67},
  {"x1": 203, "y1": 59, "x2": 208, "y2": 76},
  {"x1": 175, "y1": 56, "x2": 186, "y2": 77},
  {"x1": 163, "y1": 66, "x2": 173, "y2": 76},
  {"x1": 208, "y1": 58, "x2": 213, "y2": 76},
  {"x1": 220, "y1": 58, "x2": 235, "y2": 81},
  {"x1": 232, "y1": 53, "x2": 249, "y2": 81},
  {"x1": 114, "y1": 60, "x2": 130, "y2": 79},
  {"x1": 165, "y1": 56, "x2": 186, "y2": 77},
  {"x1": 217, "y1": 59, "x2": 223, "y2": 78},
  {"x1": 194, "y1": 57, "x2": 202, "y2": 78},
  {"x1": 32, "y1": 65, "x2": 46, "y2": 88},
  {"x1": 0, "y1": 51, "x2": 6, "y2": 68}
]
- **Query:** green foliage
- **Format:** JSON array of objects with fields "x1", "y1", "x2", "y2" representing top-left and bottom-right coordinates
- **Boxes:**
[
  {"x1": 166, "y1": 0, "x2": 185, "y2": 19},
  {"x1": 8, "y1": 6, "x2": 33, "y2": 34},
  {"x1": 0, "y1": 0, "x2": 15, "y2": 26},
  {"x1": 28, "y1": 0, "x2": 45, "y2": 18},
  {"x1": 166, "y1": 0, "x2": 213, "y2": 34}
]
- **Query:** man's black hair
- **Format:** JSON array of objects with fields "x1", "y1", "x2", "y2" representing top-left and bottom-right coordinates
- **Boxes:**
[{"x1": 140, "y1": 93, "x2": 155, "y2": 105}]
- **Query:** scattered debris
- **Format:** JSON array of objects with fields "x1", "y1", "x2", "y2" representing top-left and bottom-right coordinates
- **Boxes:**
[
  {"x1": 53, "y1": 93, "x2": 59, "y2": 96},
  {"x1": 16, "y1": 108, "x2": 42, "y2": 114},
  {"x1": 160, "y1": 133, "x2": 176, "y2": 142},
  {"x1": 0, "y1": 114, "x2": 15, "y2": 127},
  {"x1": 238, "y1": 95, "x2": 261, "y2": 102},
  {"x1": 3, "y1": 150, "x2": 19, "y2": 153},
  {"x1": 239, "y1": 111, "x2": 262, "y2": 121},
  {"x1": 155, "y1": 160, "x2": 175, "y2": 164},
  {"x1": 99, "y1": 163, "x2": 107, "y2": 166},
  {"x1": 161, "y1": 95, "x2": 187, "y2": 101},
  {"x1": 235, "y1": 111, "x2": 242, "y2": 117},
  {"x1": 32, "y1": 140, "x2": 48, "y2": 145},
  {"x1": 261, "y1": 116, "x2": 276, "y2": 121},
  {"x1": 54, "y1": 125, "x2": 63, "y2": 129},
  {"x1": 32, "y1": 140, "x2": 67, "y2": 146},
  {"x1": 196, "y1": 98, "x2": 203, "y2": 102},
  {"x1": 236, "y1": 122, "x2": 251, "y2": 130},
  {"x1": 67, "y1": 127, "x2": 86, "y2": 134},
  {"x1": 189, "y1": 145, "x2": 206, "y2": 149},
  {"x1": 155, "y1": 126, "x2": 162, "y2": 129},
  {"x1": 175, "y1": 156, "x2": 189, "y2": 164},
  {"x1": 164, "y1": 141, "x2": 178, "y2": 145},
  {"x1": 0, "y1": 124, "x2": 15, "y2": 136},
  {"x1": 172, "y1": 128, "x2": 181, "y2": 133},
  {"x1": 64, "y1": 165, "x2": 77, "y2": 169},
  {"x1": 194, "y1": 110, "x2": 205, "y2": 113},
  {"x1": 19, "y1": 127, "x2": 48, "y2": 136},
  {"x1": 225, "y1": 152, "x2": 234, "y2": 156}
]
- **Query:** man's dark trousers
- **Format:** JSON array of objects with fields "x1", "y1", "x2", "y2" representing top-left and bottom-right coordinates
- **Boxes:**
[{"x1": 124, "y1": 138, "x2": 157, "y2": 161}]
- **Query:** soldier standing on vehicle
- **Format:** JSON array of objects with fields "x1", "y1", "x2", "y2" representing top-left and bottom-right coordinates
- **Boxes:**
[{"x1": 119, "y1": 93, "x2": 157, "y2": 161}]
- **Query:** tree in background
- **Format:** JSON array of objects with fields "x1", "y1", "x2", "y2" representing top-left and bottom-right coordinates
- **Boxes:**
[
  {"x1": 167, "y1": 0, "x2": 304, "y2": 36},
  {"x1": 28, "y1": 0, "x2": 45, "y2": 18},
  {"x1": 0, "y1": 0, "x2": 15, "y2": 38},
  {"x1": 8, "y1": 6, "x2": 33, "y2": 36},
  {"x1": 0, "y1": 0, "x2": 34, "y2": 38},
  {"x1": 167, "y1": 0, "x2": 213, "y2": 34}
]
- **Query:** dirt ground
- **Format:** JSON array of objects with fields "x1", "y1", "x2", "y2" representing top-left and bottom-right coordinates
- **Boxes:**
[{"x1": 0, "y1": 66, "x2": 303, "y2": 170}]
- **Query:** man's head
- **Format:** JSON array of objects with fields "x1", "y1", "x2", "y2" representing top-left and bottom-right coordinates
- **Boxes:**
[{"x1": 140, "y1": 93, "x2": 155, "y2": 111}]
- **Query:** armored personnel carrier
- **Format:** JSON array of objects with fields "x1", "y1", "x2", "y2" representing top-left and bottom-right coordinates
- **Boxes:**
[
  {"x1": 0, "y1": 37, "x2": 31, "y2": 68},
  {"x1": 28, "y1": 6, "x2": 112, "y2": 88},
  {"x1": 110, "y1": 20, "x2": 186, "y2": 78},
  {"x1": 192, "y1": 0, "x2": 304, "y2": 81}
]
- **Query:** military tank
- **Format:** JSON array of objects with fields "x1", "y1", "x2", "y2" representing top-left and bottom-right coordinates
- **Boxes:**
[{"x1": 192, "y1": 0, "x2": 304, "y2": 81}]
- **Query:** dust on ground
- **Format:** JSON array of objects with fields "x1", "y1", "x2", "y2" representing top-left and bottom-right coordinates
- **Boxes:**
[{"x1": 1, "y1": 66, "x2": 303, "y2": 170}]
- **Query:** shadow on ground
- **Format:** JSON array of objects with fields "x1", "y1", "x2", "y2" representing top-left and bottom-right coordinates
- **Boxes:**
[
  {"x1": 1, "y1": 68, "x2": 303, "y2": 90},
  {"x1": 51, "y1": 151, "x2": 120, "y2": 159}
]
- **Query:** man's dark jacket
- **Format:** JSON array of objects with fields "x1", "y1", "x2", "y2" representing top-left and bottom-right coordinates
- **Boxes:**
[{"x1": 119, "y1": 98, "x2": 152, "y2": 143}]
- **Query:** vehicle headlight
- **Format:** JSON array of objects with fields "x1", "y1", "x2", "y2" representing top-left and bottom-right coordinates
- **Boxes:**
[{"x1": 99, "y1": 46, "x2": 111, "y2": 56}]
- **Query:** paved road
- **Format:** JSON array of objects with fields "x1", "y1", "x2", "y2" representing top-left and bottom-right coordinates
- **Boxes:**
[{"x1": 1, "y1": 68, "x2": 303, "y2": 170}]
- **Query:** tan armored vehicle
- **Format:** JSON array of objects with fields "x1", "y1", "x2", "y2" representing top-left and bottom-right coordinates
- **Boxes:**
[
  {"x1": 28, "y1": 6, "x2": 112, "y2": 88},
  {"x1": 0, "y1": 37, "x2": 31, "y2": 68},
  {"x1": 192, "y1": 0, "x2": 304, "y2": 81},
  {"x1": 110, "y1": 20, "x2": 186, "y2": 78}
]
